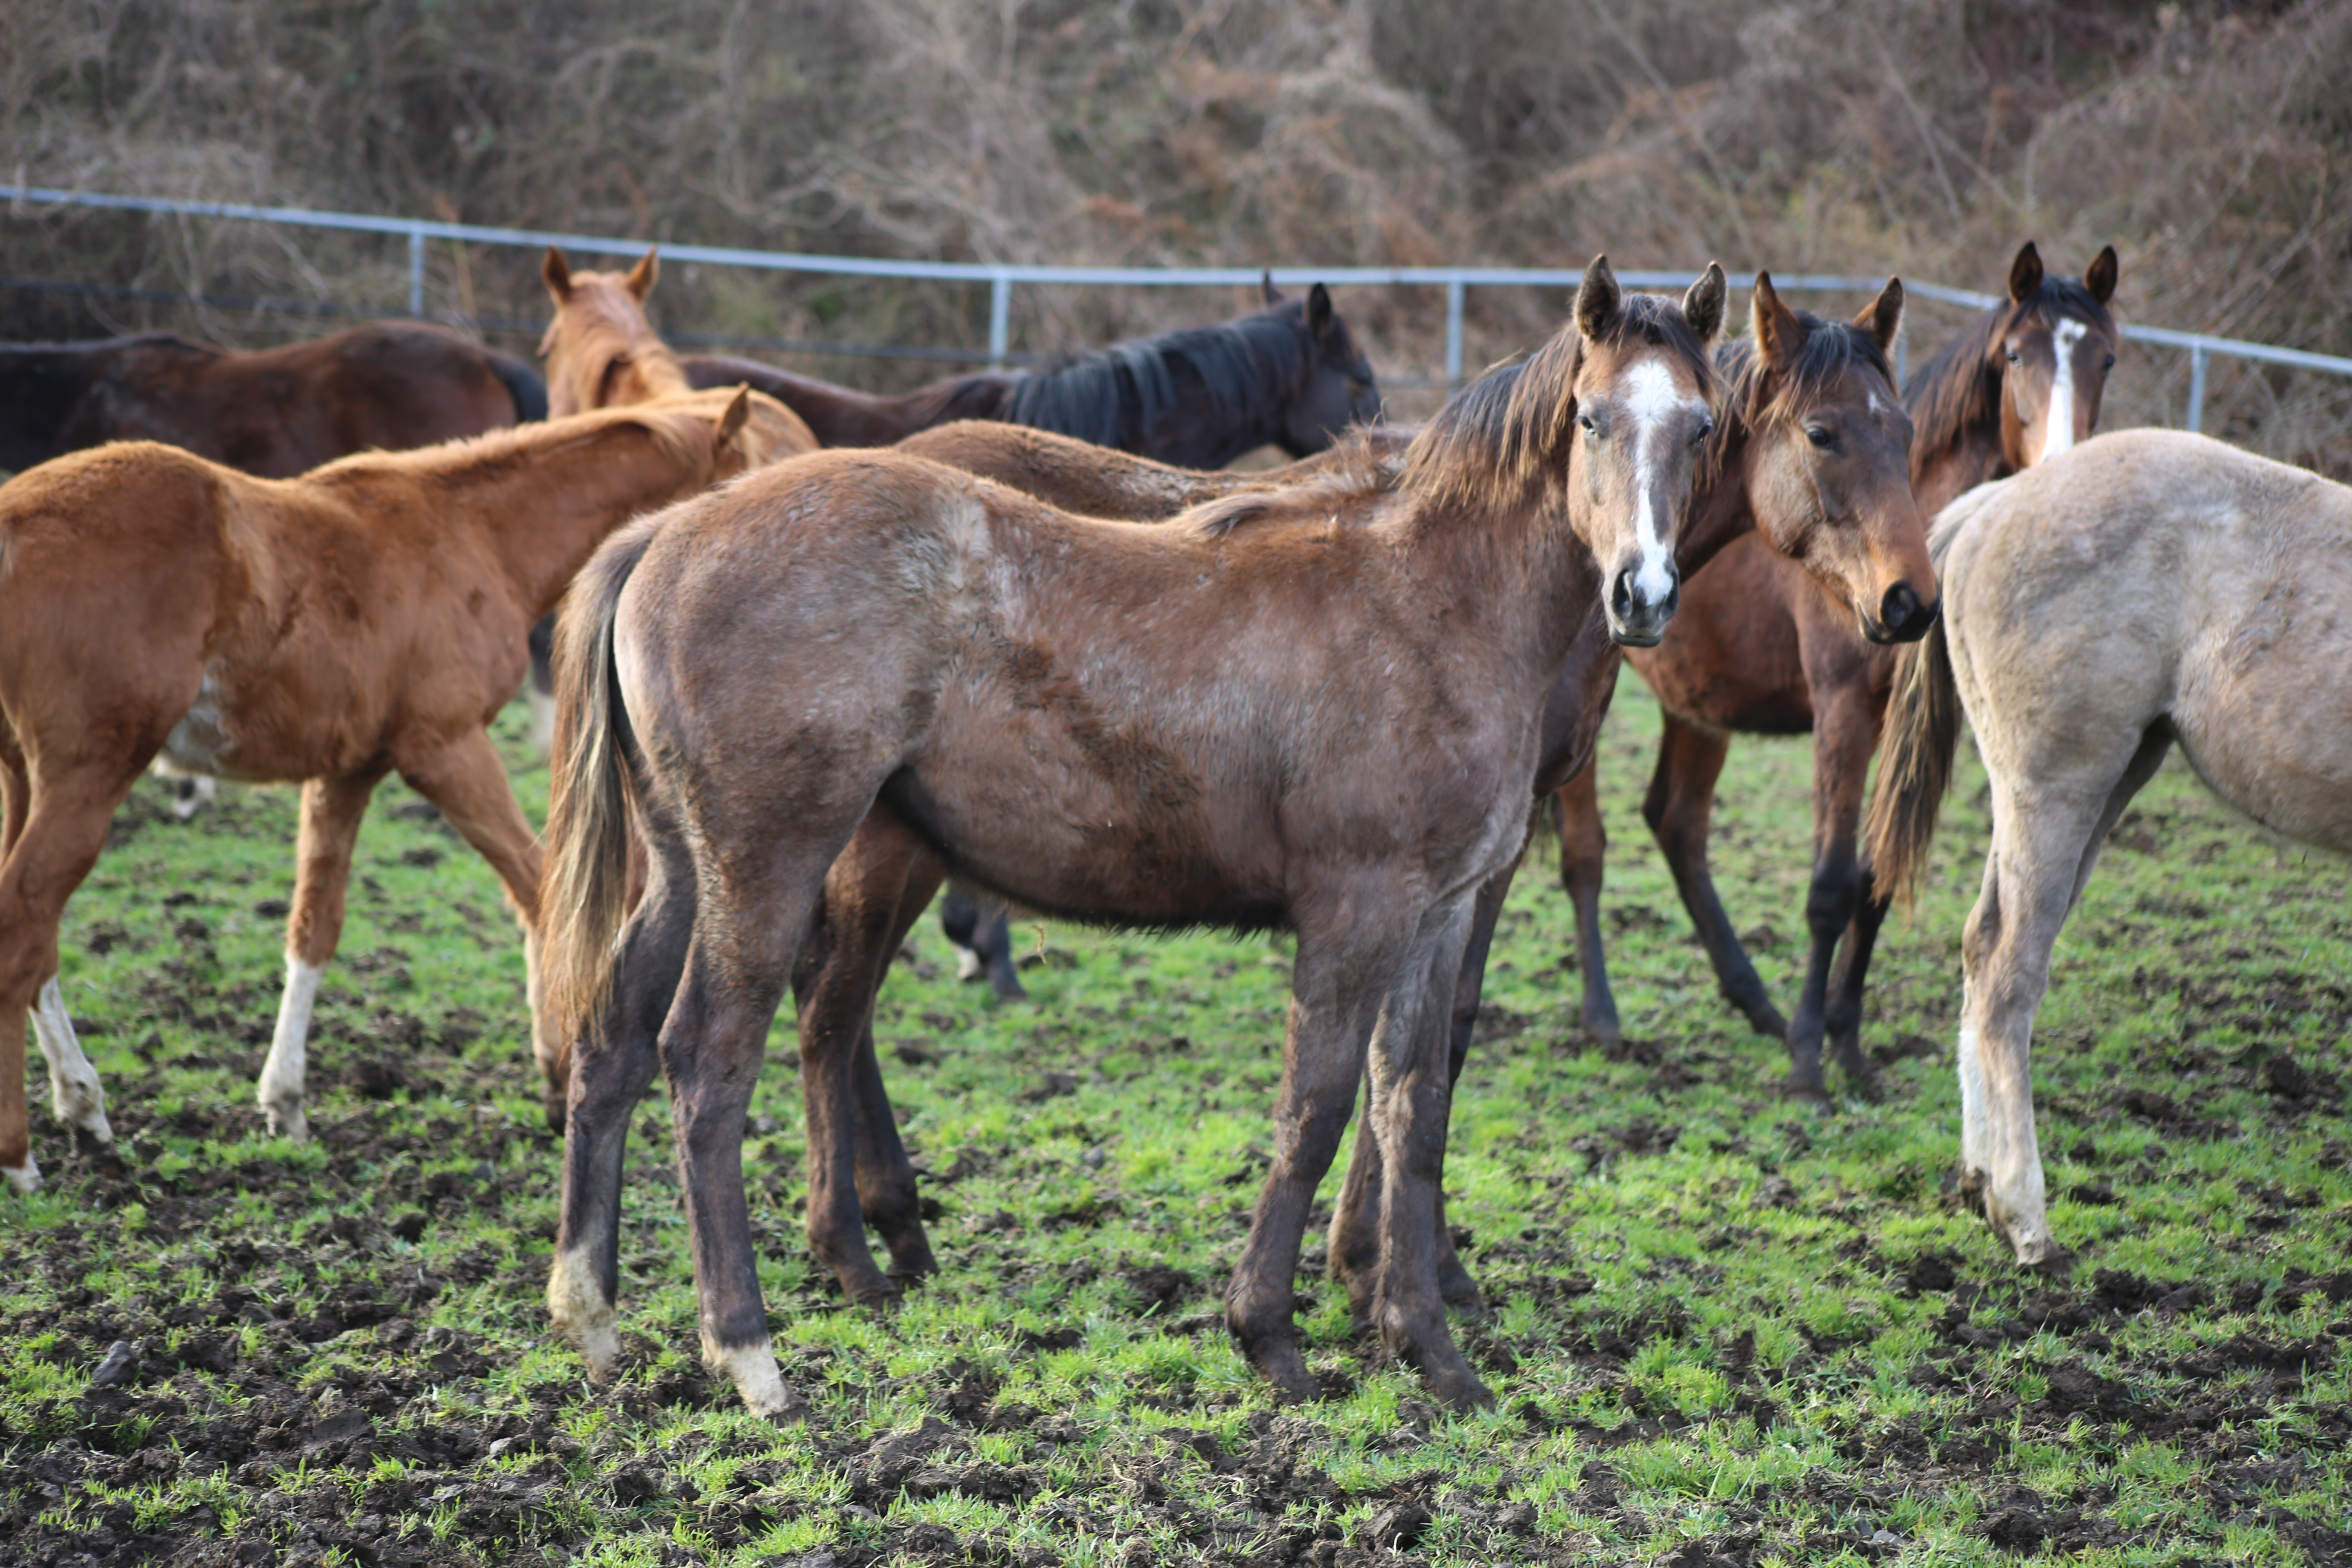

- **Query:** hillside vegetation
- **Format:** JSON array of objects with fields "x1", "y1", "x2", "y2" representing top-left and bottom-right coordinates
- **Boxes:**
[{"x1": 4, "y1": 0, "x2": 2349, "y2": 456}]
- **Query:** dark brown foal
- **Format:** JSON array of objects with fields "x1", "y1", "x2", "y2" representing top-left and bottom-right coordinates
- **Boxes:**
[
  {"x1": 1555, "y1": 243, "x2": 2117, "y2": 1098},
  {"x1": 536, "y1": 258, "x2": 1727, "y2": 1416}
]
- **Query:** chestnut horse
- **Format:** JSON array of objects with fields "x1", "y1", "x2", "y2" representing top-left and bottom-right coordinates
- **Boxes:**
[
  {"x1": 0, "y1": 388, "x2": 807, "y2": 1192},
  {"x1": 535, "y1": 259, "x2": 1726, "y2": 1416},
  {"x1": 0, "y1": 321, "x2": 546, "y2": 478},
  {"x1": 1867, "y1": 431, "x2": 2352, "y2": 1267},
  {"x1": 1552, "y1": 243, "x2": 2117, "y2": 1098},
  {"x1": 681, "y1": 276, "x2": 1382, "y2": 467},
  {"x1": 773, "y1": 277, "x2": 1939, "y2": 1355}
]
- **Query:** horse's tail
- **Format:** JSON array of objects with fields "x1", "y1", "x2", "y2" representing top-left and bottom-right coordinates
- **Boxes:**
[
  {"x1": 538, "y1": 516, "x2": 661, "y2": 1054},
  {"x1": 487, "y1": 350, "x2": 549, "y2": 423},
  {"x1": 1865, "y1": 557, "x2": 1964, "y2": 912}
]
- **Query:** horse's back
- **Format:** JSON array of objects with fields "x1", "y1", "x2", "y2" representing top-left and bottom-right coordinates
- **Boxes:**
[{"x1": 1952, "y1": 430, "x2": 2352, "y2": 849}]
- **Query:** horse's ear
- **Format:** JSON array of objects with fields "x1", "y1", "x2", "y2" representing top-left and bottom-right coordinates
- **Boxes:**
[
  {"x1": 2084, "y1": 245, "x2": 2119, "y2": 306},
  {"x1": 2008, "y1": 241, "x2": 2044, "y2": 303},
  {"x1": 542, "y1": 247, "x2": 573, "y2": 301},
  {"x1": 626, "y1": 247, "x2": 660, "y2": 302},
  {"x1": 1575, "y1": 254, "x2": 1621, "y2": 340},
  {"x1": 1261, "y1": 270, "x2": 1285, "y2": 306},
  {"x1": 715, "y1": 386, "x2": 752, "y2": 450},
  {"x1": 1855, "y1": 276, "x2": 1904, "y2": 355},
  {"x1": 1307, "y1": 283, "x2": 1334, "y2": 337},
  {"x1": 1751, "y1": 272, "x2": 1804, "y2": 372},
  {"x1": 1681, "y1": 262, "x2": 1727, "y2": 346}
]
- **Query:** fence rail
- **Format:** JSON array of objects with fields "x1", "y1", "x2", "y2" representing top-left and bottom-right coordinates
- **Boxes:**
[{"x1": 9, "y1": 185, "x2": 2351, "y2": 430}]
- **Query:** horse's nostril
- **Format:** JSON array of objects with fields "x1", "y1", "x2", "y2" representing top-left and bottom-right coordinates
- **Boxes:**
[{"x1": 1882, "y1": 581, "x2": 1920, "y2": 630}]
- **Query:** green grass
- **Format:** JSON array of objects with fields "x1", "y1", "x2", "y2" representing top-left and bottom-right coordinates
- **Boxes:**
[{"x1": 3, "y1": 668, "x2": 2349, "y2": 1567}]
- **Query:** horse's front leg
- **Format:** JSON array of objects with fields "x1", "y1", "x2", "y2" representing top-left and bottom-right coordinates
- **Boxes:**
[
  {"x1": 258, "y1": 768, "x2": 388, "y2": 1143},
  {"x1": 1553, "y1": 766, "x2": 1622, "y2": 1048},
  {"x1": 1228, "y1": 917, "x2": 1398, "y2": 1402},
  {"x1": 1643, "y1": 712, "x2": 1786, "y2": 1040},
  {"x1": 1784, "y1": 670, "x2": 1879, "y2": 1100},
  {"x1": 1361, "y1": 897, "x2": 1493, "y2": 1411}
]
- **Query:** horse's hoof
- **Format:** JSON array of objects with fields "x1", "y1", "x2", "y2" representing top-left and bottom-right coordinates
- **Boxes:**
[
  {"x1": 2, "y1": 1158, "x2": 40, "y2": 1196},
  {"x1": 1437, "y1": 1262, "x2": 1488, "y2": 1317},
  {"x1": 1747, "y1": 1007, "x2": 1791, "y2": 1041},
  {"x1": 1780, "y1": 1078, "x2": 1830, "y2": 1107},
  {"x1": 264, "y1": 1104, "x2": 309, "y2": 1145},
  {"x1": 987, "y1": 978, "x2": 1028, "y2": 1004},
  {"x1": 1419, "y1": 1354, "x2": 1496, "y2": 1414},
  {"x1": 542, "y1": 1094, "x2": 568, "y2": 1136}
]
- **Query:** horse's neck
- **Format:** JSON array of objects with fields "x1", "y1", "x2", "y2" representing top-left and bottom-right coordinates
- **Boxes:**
[
  {"x1": 1911, "y1": 421, "x2": 2009, "y2": 518},
  {"x1": 1676, "y1": 425, "x2": 1764, "y2": 579},
  {"x1": 395, "y1": 426, "x2": 704, "y2": 613},
  {"x1": 0, "y1": 346, "x2": 102, "y2": 468},
  {"x1": 1147, "y1": 354, "x2": 1285, "y2": 469}
]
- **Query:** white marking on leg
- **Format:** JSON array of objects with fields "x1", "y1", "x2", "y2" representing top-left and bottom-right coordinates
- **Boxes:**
[
  {"x1": 32, "y1": 978, "x2": 111, "y2": 1145},
  {"x1": 1956, "y1": 1004, "x2": 1987, "y2": 1178},
  {"x1": 702, "y1": 1335, "x2": 795, "y2": 1419},
  {"x1": 526, "y1": 687, "x2": 557, "y2": 760},
  {"x1": 547, "y1": 1245, "x2": 621, "y2": 1378},
  {"x1": 1621, "y1": 361, "x2": 1708, "y2": 606},
  {"x1": 2, "y1": 1152, "x2": 39, "y2": 1194},
  {"x1": 257, "y1": 955, "x2": 323, "y2": 1144},
  {"x1": 2040, "y1": 318, "x2": 2088, "y2": 461}
]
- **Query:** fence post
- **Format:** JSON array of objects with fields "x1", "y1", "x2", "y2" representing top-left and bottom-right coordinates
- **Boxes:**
[
  {"x1": 1444, "y1": 276, "x2": 1466, "y2": 389},
  {"x1": 2186, "y1": 343, "x2": 2208, "y2": 434},
  {"x1": 407, "y1": 229, "x2": 425, "y2": 317},
  {"x1": 987, "y1": 273, "x2": 1012, "y2": 370}
]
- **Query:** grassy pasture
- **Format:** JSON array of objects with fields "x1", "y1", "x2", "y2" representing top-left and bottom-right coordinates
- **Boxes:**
[{"x1": 2, "y1": 669, "x2": 2348, "y2": 1567}]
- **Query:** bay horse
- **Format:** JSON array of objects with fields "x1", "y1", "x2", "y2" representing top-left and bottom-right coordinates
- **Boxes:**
[
  {"x1": 1551, "y1": 243, "x2": 2118, "y2": 1098},
  {"x1": 534, "y1": 258, "x2": 1728, "y2": 1416},
  {"x1": 1866, "y1": 430, "x2": 2352, "y2": 1268},
  {"x1": 0, "y1": 388, "x2": 807, "y2": 1192},
  {"x1": 680, "y1": 276, "x2": 1382, "y2": 467},
  {"x1": 0, "y1": 321, "x2": 546, "y2": 478}
]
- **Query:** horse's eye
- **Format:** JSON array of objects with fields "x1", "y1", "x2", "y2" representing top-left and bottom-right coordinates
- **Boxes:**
[
  {"x1": 2103, "y1": 353, "x2": 2116, "y2": 370},
  {"x1": 1806, "y1": 426, "x2": 1835, "y2": 449},
  {"x1": 1577, "y1": 413, "x2": 1597, "y2": 435},
  {"x1": 2005, "y1": 350, "x2": 2022, "y2": 366},
  {"x1": 1691, "y1": 419, "x2": 1715, "y2": 446}
]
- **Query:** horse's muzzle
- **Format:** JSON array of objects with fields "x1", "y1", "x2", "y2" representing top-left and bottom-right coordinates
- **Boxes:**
[
  {"x1": 1862, "y1": 581, "x2": 1938, "y2": 645},
  {"x1": 1607, "y1": 565, "x2": 1679, "y2": 647}
]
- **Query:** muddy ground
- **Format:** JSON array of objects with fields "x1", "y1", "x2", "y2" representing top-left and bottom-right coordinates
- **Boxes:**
[{"x1": 4, "y1": 686, "x2": 2349, "y2": 1566}]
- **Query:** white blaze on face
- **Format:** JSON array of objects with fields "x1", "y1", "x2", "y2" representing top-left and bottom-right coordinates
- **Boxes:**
[
  {"x1": 2040, "y1": 318, "x2": 2089, "y2": 461},
  {"x1": 1621, "y1": 360, "x2": 1699, "y2": 606}
]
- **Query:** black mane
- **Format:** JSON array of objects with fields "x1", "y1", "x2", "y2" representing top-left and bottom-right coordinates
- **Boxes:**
[{"x1": 1005, "y1": 303, "x2": 1315, "y2": 452}]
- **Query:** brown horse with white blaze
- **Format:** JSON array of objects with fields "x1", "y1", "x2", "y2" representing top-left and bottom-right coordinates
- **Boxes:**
[
  {"x1": 535, "y1": 258, "x2": 1726, "y2": 1417},
  {"x1": 1552, "y1": 245, "x2": 2113, "y2": 1097},
  {"x1": 0, "y1": 388, "x2": 805, "y2": 1192}
]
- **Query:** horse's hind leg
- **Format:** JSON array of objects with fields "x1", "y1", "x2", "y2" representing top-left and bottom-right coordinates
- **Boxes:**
[
  {"x1": 1823, "y1": 873, "x2": 1889, "y2": 1085},
  {"x1": 793, "y1": 813, "x2": 935, "y2": 1303},
  {"x1": 1358, "y1": 898, "x2": 1492, "y2": 1410},
  {"x1": 1555, "y1": 766, "x2": 1622, "y2": 1047},
  {"x1": 257, "y1": 769, "x2": 386, "y2": 1143},
  {"x1": 548, "y1": 827, "x2": 690, "y2": 1381},
  {"x1": 0, "y1": 764, "x2": 145, "y2": 1192},
  {"x1": 1959, "y1": 728, "x2": 2167, "y2": 1270},
  {"x1": 1332, "y1": 860, "x2": 1515, "y2": 1323},
  {"x1": 1644, "y1": 713, "x2": 1786, "y2": 1040}
]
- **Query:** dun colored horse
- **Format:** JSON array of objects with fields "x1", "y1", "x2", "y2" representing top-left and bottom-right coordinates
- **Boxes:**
[
  {"x1": 682, "y1": 276, "x2": 1381, "y2": 467},
  {"x1": 1552, "y1": 243, "x2": 2117, "y2": 1098},
  {"x1": 535, "y1": 258, "x2": 1727, "y2": 1416},
  {"x1": 1866, "y1": 430, "x2": 2352, "y2": 1267},
  {"x1": 0, "y1": 321, "x2": 546, "y2": 477},
  {"x1": 0, "y1": 388, "x2": 807, "y2": 1192}
]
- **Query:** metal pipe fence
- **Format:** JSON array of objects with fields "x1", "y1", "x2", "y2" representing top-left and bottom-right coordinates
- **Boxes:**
[{"x1": 9, "y1": 184, "x2": 2350, "y2": 430}]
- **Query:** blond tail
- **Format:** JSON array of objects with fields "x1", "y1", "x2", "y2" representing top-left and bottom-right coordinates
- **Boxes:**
[
  {"x1": 1864, "y1": 608, "x2": 1960, "y2": 912},
  {"x1": 538, "y1": 516, "x2": 664, "y2": 1055}
]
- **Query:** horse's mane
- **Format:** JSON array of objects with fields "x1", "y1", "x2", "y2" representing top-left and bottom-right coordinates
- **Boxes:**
[
  {"x1": 1003, "y1": 302, "x2": 1316, "y2": 448},
  {"x1": 1402, "y1": 294, "x2": 1715, "y2": 516},
  {"x1": 1702, "y1": 313, "x2": 1896, "y2": 486},
  {"x1": 538, "y1": 277, "x2": 693, "y2": 403},
  {"x1": 1177, "y1": 428, "x2": 1409, "y2": 540},
  {"x1": 1902, "y1": 276, "x2": 2115, "y2": 469}
]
